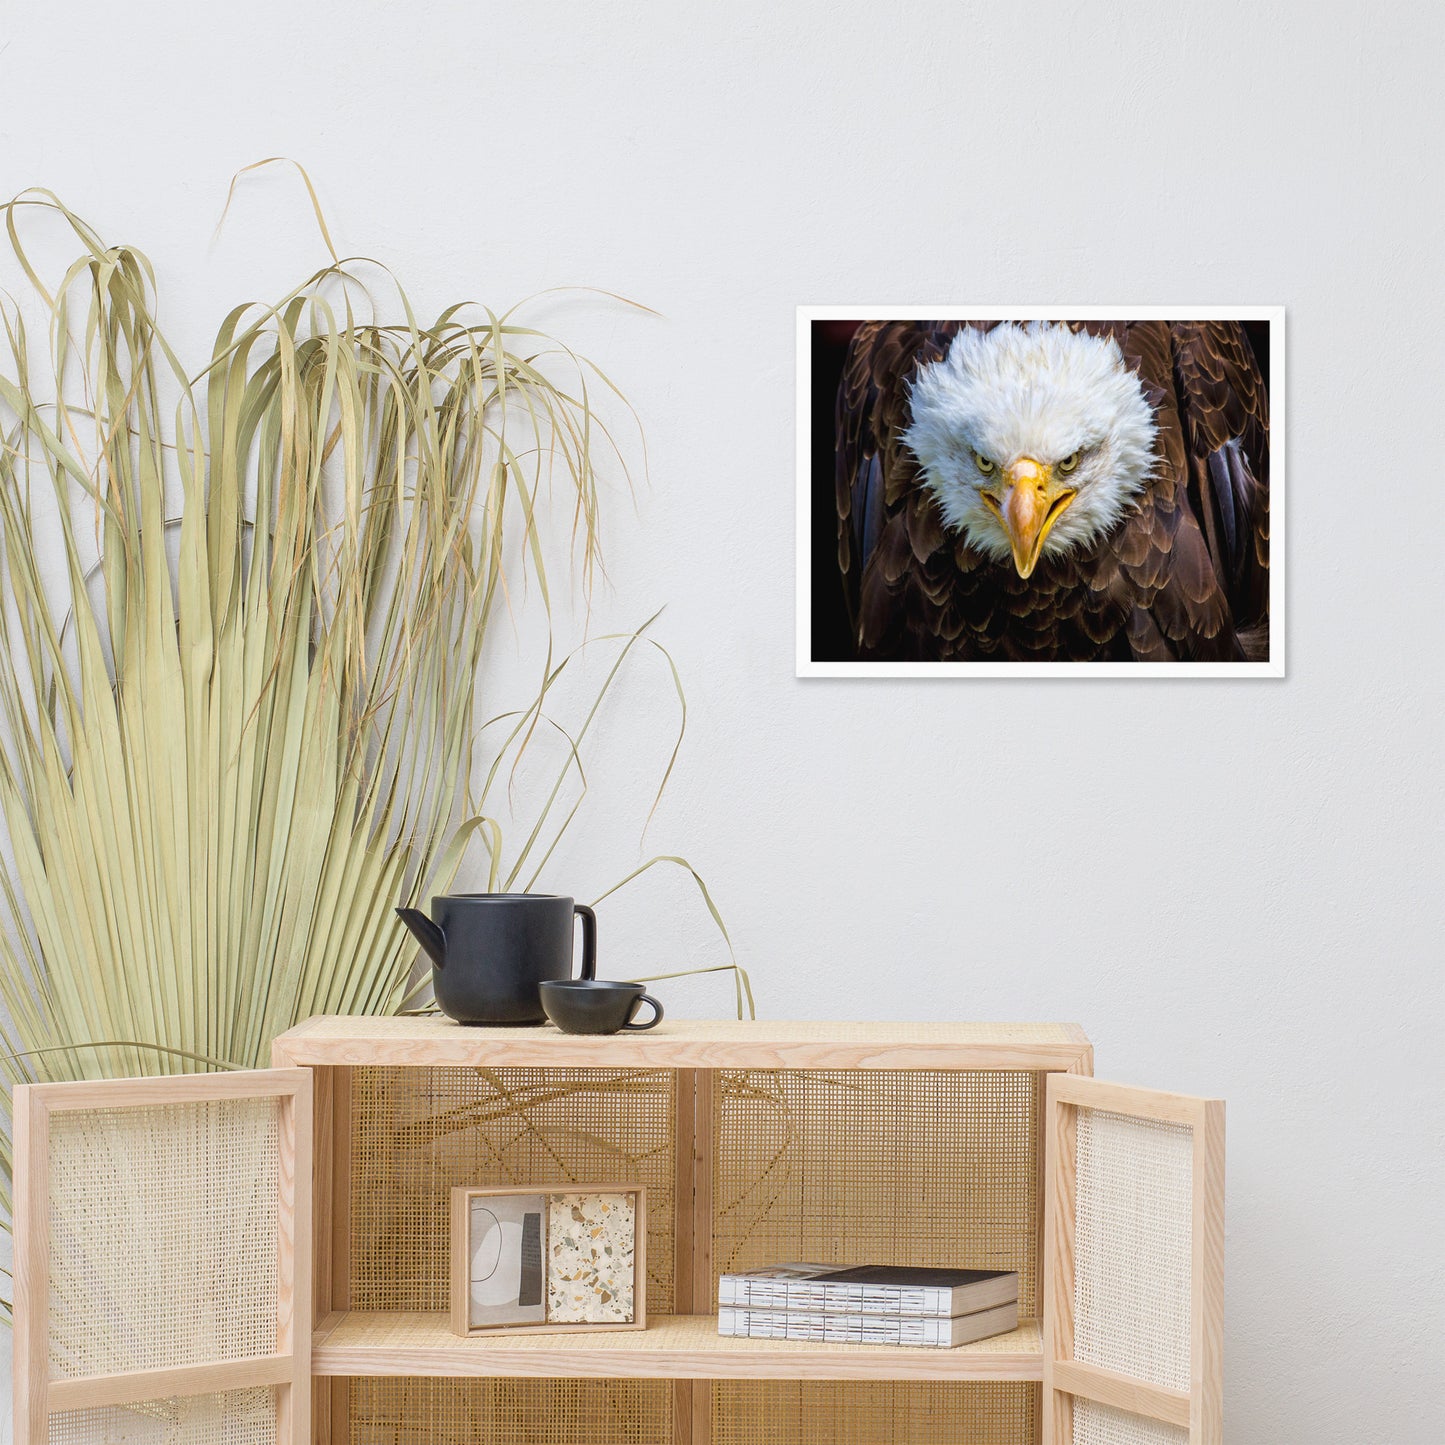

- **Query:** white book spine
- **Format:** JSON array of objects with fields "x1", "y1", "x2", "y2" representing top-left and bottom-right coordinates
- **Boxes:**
[
  {"x1": 717, "y1": 1278, "x2": 956, "y2": 1317},
  {"x1": 717, "y1": 1307, "x2": 957, "y2": 1348}
]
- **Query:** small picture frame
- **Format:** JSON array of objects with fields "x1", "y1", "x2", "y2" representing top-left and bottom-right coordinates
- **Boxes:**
[{"x1": 449, "y1": 1184, "x2": 647, "y2": 1336}]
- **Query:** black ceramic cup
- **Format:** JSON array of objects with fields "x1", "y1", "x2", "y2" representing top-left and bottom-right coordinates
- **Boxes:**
[{"x1": 539, "y1": 980, "x2": 664, "y2": 1035}]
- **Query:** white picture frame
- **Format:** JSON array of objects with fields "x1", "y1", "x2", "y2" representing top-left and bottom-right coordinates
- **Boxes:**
[{"x1": 796, "y1": 305, "x2": 1286, "y2": 678}]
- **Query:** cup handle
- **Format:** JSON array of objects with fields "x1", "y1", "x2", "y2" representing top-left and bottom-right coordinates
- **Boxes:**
[
  {"x1": 573, "y1": 903, "x2": 597, "y2": 981},
  {"x1": 622, "y1": 993, "x2": 664, "y2": 1031}
]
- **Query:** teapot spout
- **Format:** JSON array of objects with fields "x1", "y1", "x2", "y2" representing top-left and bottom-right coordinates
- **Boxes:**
[{"x1": 396, "y1": 907, "x2": 447, "y2": 969}]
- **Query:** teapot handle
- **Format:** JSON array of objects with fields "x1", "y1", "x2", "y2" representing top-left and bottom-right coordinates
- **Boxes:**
[{"x1": 573, "y1": 903, "x2": 597, "y2": 980}]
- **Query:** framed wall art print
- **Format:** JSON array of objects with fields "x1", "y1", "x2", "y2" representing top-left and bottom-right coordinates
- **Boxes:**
[{"x1": 798, "y1": 306, "x2": 1285, "y2": 677}]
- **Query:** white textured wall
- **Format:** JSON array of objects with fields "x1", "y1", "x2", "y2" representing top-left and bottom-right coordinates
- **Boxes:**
[{"x1": 2, "y1": 2, "x2": 1442, "y2": 1441}]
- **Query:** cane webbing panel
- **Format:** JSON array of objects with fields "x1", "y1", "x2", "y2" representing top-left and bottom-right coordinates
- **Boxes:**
[
  {"x1": 713, "y1": 1381, "x2": 1039, "y2": 1444},
  {"x1": 349, "y1": 1067, "x2": 675, "y2": 1313},
  {"x1": 47, "y1": 1387, "x2": 277, "y2": 1444},
  {"x1": 712, "y1": 1069, "x2": 1041, "y2": 1316},
  {"x1": 1073, "y1": 1399, "x2": 1189, "y2": 1445},
  {"x1": 1073, "y1": 1108, "x2": 1192, "y2": 1391},
  {"x1": 47, "y1": 1099, "x2": 281, "y2": 1377},
  {"x1": 347, "y1": 1377, "x2": 672, "y2": 1445}
]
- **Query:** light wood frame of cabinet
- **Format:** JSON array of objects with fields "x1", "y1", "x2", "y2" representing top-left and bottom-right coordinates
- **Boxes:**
[
  {"x1": 449, "y1": 1184, "x2": 648, "y2": 1336},
  {"x1": 11, "y1": 1068, "x2": 312, "y2": 1445},
  {"x1": 270, "y1": 1017, "x2": 1098, "y2": 1445},
  {"x1": 7, "y1": 1020, "x2": 1227, "y2": 1445},
  {"x1": 1042, "y1": 1074, "x2": 1225, "y2": 1445}
]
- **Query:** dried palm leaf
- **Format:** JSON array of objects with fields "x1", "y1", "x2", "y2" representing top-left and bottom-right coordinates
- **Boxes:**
[{"x1": 0, "y1": 182, "x2": 748, "y2": 1321}]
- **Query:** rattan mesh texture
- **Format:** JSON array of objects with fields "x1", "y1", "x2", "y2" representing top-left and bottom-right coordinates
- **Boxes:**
[
  {"x1": 1073, "y1": 1107, "x2": 1192, "y2": 1391},
  {"x1": 47, "y1": 1388, "x2": 277, "y2": 1445},
  {"x1": 712, "y1": 1069, "x2": 1041, "y2": 1316},
  {"x1": 713, "y1": 1381, "x2": 1039, "y2": 1445},
  {"x1": 47, "y1": 1099, "x2": 280, "y2": 1378},
  {"x1": 1072, "y1": 1399, "x2": 1189, "y2": 1445},
  {"x1": 349, "y1": 1067, "x2": 675, "y2": 1313},
  {"x1": 347, "y1": 1378, "x2": 672, "y2": 1445},
  {"x1": 346, "y1": 1065, "x2": 1048, "y2": 1445}
]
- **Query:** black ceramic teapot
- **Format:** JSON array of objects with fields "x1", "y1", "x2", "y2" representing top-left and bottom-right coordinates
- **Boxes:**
[{"x1": 396, "y1": 893, "x2": 597, "y2": 1025}]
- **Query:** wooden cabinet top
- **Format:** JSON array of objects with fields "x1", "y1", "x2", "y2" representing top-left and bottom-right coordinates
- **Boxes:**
[{"x1": 272, "y1": 1015, "x2": 1092, "y2": 1071}]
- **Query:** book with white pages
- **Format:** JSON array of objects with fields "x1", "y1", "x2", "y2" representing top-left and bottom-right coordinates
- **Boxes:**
[
  {"x1": 716, "y1": 1262, "x2": 1018, "y2": 1318},
  {"x1": 716, "y1": 1299, "x2": 1020, "y2": 1349}
]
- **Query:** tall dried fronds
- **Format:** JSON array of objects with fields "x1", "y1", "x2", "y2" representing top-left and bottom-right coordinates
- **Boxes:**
[{"x1": 0, "y1": 188, "x2": 665, "y2": 1314}]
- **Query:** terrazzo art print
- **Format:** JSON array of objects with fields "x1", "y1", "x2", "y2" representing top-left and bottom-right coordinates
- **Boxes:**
[{"x1": 546, "y1": 1192, "x2": 637, "y2": 1324}]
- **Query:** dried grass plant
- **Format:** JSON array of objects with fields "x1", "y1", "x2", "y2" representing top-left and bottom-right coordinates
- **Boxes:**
[{"x1": 0, "y1": 174, "x2": 748, "y2": 1319}]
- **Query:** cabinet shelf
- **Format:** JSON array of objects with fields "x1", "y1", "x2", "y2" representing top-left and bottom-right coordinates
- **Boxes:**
[
  {"x1": 275, "y1": 1014, "x2": 1093, "y2": 1071},
  {"x1": 311, "y1": 1310, "x2": 1044, "y2": 1382}
]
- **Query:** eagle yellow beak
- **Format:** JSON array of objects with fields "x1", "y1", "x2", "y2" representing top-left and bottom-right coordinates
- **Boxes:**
[{"x1": 982, "y1": 457, "x2": 1077, "y2": 579}]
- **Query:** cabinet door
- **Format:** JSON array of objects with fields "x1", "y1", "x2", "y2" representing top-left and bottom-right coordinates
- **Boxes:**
[
  {"x1": 12, "y1": 1068, "x2": 312, "y2": 1445},
  {"x1": 1042, "y1": 1075, "x2": 1224, "y2": 1445}
]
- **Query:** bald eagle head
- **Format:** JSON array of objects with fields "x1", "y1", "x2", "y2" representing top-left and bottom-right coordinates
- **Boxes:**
[{"x1": 902, "y1": 321, "x2": 1157, "y2": 579}]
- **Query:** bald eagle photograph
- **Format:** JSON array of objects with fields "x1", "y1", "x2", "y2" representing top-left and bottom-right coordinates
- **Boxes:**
[{"x1": 799, "y1": 308, "x2": 1284, "y2": 676}]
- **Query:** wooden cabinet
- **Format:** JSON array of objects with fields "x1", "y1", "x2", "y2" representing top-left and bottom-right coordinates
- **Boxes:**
[{"x1": 11, "y1": 1019, "x2": 1223, "y2": 1445}]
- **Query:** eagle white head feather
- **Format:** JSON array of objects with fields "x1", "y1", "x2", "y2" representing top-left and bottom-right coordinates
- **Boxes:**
[{"x1": 902, "y1": 322, "x2": 1157, "y2": 578}]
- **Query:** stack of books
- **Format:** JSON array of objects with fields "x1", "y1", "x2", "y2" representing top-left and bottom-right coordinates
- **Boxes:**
[{"x1": 716, "y1": 1262, "x2": 1019, "y2": 1349}]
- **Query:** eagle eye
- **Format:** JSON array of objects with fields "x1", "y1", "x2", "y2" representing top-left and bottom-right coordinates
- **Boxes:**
[
  {"x1": 973, "y1": 451, "x2": 996, "y2": 475},
  {"x1": 1058, "y1": 452, "x2": 1081, "y2": 474}
]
